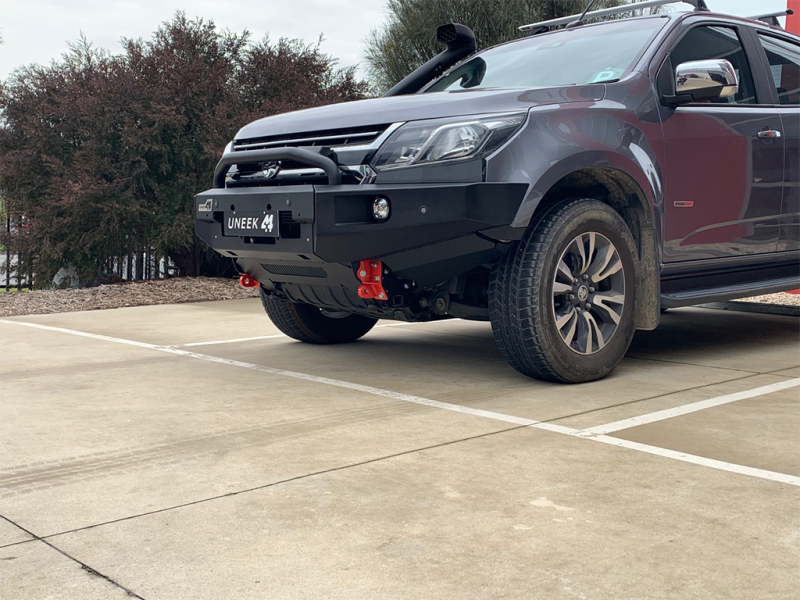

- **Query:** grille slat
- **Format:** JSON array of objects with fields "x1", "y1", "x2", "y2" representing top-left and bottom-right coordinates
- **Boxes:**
[
  {"x1": 234, "y1": 124, "x2": 390, "y2": 152},
  {"x1": 228, "y1": 123, "x2": 398, "y2": 187}
]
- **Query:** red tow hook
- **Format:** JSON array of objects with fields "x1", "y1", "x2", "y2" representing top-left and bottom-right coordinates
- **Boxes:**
[
  {"x1": 356, "y1": 260, "x2": 387, "y2": 301},
  {"x1": 238, "y1": 274, "x2": 259, "y2": 289}
]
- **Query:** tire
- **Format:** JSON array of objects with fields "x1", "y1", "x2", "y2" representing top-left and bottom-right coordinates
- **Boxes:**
[
  {"x1": 490, "y1": 199, "x2": 638, "y2": 383},
  {"x1": 260, "y1": 290, "x2": 377, "y2": 344}
]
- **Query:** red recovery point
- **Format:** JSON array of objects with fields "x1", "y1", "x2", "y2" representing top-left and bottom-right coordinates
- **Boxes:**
[
  {"x1": 238, "y1": 274, "x2": 259, "y2": 289},
  {"x1": 356, "y1": 260, "x2": 387, "y2": 301}
]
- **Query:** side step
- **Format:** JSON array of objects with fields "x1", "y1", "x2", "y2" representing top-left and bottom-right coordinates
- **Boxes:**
[
  {"x1": 698, "y1": 302, "x2": 800, "y2": 317},
  {"x1": 660, "y1": 277, "x2": 800, "y2": 308}
]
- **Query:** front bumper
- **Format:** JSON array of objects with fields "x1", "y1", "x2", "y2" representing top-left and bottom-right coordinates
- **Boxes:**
[
  {"x1": 195, "y1": 183, "x2": 527, "y2": 305},
  {"x1": 195, "y1": 183, "x2": 527, "y2": 256}
]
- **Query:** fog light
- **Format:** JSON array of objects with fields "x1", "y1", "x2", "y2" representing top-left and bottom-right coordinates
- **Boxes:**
[{"x1": 373, "y1": 197, "x2": 390, "y2": 221}]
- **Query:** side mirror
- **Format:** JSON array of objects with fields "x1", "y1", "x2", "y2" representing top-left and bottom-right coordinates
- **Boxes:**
[{"x1": 672, "y1": 59, "x2": 739, "y2": 103}]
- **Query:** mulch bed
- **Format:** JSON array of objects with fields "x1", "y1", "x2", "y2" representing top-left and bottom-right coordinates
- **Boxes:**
[
  {"x1": 0, "y1": 277, "x2": 259, "y2": 317},
  {"x1": 0, "y1": 277, "x2": 797, "y2": 318},
  {"x1": 732, "y1": 292, "x2": 800, "y2": 308}
]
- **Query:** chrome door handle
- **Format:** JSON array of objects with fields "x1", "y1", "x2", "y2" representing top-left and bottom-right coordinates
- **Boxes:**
[{"x1": 758, "y1": 129, "x2": 781, "y2": 139}]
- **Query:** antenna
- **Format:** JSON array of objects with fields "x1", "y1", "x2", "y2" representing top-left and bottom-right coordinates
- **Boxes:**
[{"x1": 565, "y1": 0, "x2": 599, "y2": 29}]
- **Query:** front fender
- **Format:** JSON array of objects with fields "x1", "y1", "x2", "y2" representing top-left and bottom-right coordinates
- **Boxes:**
[{"x1": 485, "y1": 104, "x2": 664, "y2": 234}]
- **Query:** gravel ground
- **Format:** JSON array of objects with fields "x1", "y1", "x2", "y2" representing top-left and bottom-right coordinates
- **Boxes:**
[
  {"x1": 732, "y1": 292, "x2": 800, "y2": 307},
  {"x1": 0, "y1": 277, "x2": 797, "y2": 317},
  {"x1": 0, "y1": 277, "x2": 259, "y2": 317}
]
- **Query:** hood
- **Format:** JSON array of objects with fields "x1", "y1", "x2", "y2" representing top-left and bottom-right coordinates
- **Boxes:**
[{"x1": 235, "y1": 85, "x2": 606, "y2": 140}]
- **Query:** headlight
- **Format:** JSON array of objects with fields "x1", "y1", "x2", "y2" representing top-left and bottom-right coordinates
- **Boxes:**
[{"x1": 372, "y1": 113, "x2": 526, "y2": 171}]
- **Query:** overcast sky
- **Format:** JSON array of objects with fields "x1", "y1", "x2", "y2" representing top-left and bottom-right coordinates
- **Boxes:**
[{"x1": 0, "y1": 0, "x2": 790, "y2": 81}]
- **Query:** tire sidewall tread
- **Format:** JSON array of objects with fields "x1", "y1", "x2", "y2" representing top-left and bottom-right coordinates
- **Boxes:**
[
  {"x1": 491, "y1": 198, "x2": 638, "y2": 383},
  {"x1": 260, "y1": 290, "x2": 377, "y2": 344}
]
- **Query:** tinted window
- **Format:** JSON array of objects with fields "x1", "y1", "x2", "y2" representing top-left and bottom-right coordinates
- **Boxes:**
[
  {"x1": 425, "y1": 18, "x2": 665, "y2": 92},
  {"x1": 671, "y1": 26, "x2": 757, "y2": 104},
  {"x1": 757, "y1": 34, "x2": 800, "y2": 105}
]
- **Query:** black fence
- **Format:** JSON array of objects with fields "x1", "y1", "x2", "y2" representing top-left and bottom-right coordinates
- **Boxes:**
[
  {"x1": 1, "y1": 215, "x2": 228, "y2": 290},
  {"x1": 98, "y1": 251, "x2": 179, "y2": 283},
  {"x1": 2, "y1": 215, "x2": 32, "y2": 291},
  {"x1": 1, "y1": 251, "x2": 32, "y2": 291},
  {"x1": 0, "y1": 251, "x2": 179, "y2": 291}
]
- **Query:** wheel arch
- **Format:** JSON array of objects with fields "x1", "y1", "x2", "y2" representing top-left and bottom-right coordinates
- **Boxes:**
[
  {"x1": 534, "y1": 166, "x2": 654, "y2": 248},
  {"x1": 522, "y1": 162, "x2": 662, "y2": 330}
]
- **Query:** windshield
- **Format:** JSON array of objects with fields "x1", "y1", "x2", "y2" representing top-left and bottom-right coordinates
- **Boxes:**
[{"x1": 426, "y1": 17, "x2": 665, "y2": 92}]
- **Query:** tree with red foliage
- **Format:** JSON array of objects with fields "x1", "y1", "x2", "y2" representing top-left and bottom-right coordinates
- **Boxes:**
[{"x1": 0, "y1": 14, "x2": 369, "y2": 285}]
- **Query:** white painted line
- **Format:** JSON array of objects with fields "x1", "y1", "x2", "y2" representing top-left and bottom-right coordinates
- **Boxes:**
[
  {"x1": 0, "y1": 319, "x2": 536, "y2": 426},
  {"x1": 167, "y1": 346, "x2": 543, "y2": 425},
  {"x1": 180, "y1": 334, "x2": 286, "y2": 347},
  {"x1": 2, "y1": 318, "x2": 799, "y2": 488},
  {"x1": 0, "y1": 320, "x2": 164, "y2": 351},
  {"x1": 580, "y1": 378, "x2": 800, "y2": 436},
  {"x1": 590, "y1": 435, "x2": 800, "y2": 487},
  {"x1": 176, "y1": 320, "x2": 429, "y2": 347}
]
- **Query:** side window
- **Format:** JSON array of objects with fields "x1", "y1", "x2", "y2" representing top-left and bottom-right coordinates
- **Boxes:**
[
  {"x1": 671, "y1": 26, "x2": 757, "y2": 104},
  {"x1": 757, "y1": 34, "x2": 800, "y2": 105}
]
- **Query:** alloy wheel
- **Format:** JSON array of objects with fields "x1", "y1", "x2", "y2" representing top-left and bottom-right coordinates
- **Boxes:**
[{"x1": 551, "y1": 231, "x2": 626, "y2": 355}]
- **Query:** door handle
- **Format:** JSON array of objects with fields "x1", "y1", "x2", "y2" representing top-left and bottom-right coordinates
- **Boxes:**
[{"x1": 758, "y1": 129, "x2": 781, "y2": 139}]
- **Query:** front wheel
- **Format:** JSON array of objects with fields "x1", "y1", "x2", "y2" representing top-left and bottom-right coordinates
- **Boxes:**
[
  {"x1": 260, "y1": 290, "x2": 377, "y2": 344},
  {"x1": 489, "y1": 199, "x2": 638, "y2": 383}
]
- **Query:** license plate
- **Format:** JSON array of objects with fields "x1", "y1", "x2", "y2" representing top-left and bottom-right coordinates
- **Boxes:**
[{"x1": 223, "y1": 211, "x2": 277, "y2": 237}]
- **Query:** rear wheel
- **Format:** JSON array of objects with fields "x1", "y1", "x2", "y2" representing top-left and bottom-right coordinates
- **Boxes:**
[
  {"x1": 260, "y1": 290, "x2": 377, "y2": 344},
  {"x1": 489, "y1": 199, "x2": 637, "y2": 383}
]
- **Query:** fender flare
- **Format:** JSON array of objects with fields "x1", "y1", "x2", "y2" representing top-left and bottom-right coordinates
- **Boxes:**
[
  {"x1": 512, "y1": 151, "x2": 663, "y2": 331},
  {"x1": 511, "y1": 150, "x2": 660, "y2": 232}
]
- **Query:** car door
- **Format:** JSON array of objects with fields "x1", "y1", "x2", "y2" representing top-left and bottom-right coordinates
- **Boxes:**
[
  {"x1": 754, "y1": 31, "x2": 800, "y2": 253},
  {"x1": 659, "y1": 23, "x2": 784, "y2": 262}
]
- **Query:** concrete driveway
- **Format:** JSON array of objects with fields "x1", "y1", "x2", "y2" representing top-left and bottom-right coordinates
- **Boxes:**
[{"x1": 1, "y1": 299, "x2": 798, "y2": 599}]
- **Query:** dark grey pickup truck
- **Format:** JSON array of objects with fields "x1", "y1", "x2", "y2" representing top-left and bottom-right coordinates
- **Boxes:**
[{"x1": 195, "y1": 0, "x2": 800, "y2": 383}]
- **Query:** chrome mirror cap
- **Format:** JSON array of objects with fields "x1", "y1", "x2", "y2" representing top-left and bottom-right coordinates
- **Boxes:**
[{"x1": 675, "y1": 59, "x2": 739, "y2": 100}]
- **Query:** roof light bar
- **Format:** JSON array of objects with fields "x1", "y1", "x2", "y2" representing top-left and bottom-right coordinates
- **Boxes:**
[
  {"x1": 749, "y1": 9, "x2": 793, "y2": 27},
  {"x1": 519, "y1": 0, "x2": 708, "y2": 32}
]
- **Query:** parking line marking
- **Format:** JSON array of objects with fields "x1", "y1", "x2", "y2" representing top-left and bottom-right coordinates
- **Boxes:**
[
  {"x1": 588, "y1": 435, "x2": 800, "y2": 487},
  {"x1": 580, "y1": 378, "x2": 800, "y2": 436},
  {"x1": 176, "y1": 321, "x2": 427, "y2": 347},
  {"x1": 180, "y1": 334, "x2": 287, "y2": 347},
  {"x1": 0, "y1": 320, "x2": 167, "y2": 350},
  {"x1": 0, "y1": 319, "x2": 537, "y2": 425},
  {"x1": 3, "y1": 318, "x2": 799, "y2": 488}
]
